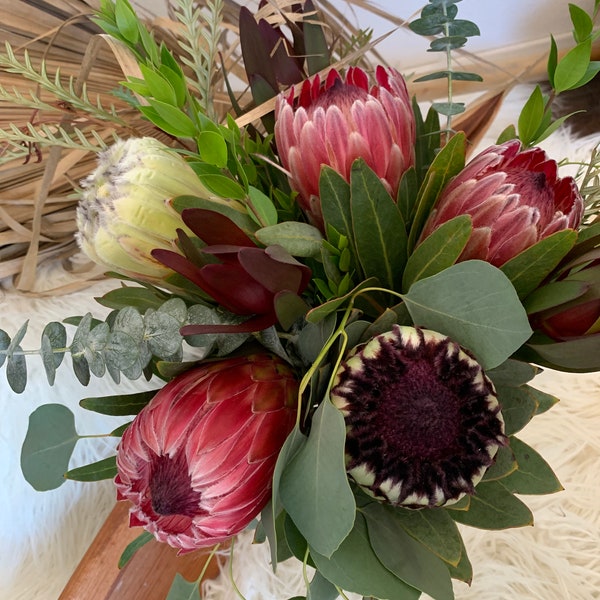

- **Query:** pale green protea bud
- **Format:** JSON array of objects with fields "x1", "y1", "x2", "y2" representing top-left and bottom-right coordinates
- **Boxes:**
[{"x1": 76, "y1": 137, "x2": 210, "y2": 281}]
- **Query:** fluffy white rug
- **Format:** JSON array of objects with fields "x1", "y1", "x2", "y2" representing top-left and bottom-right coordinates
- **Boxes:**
[{"x1": 1, "y1": 84, "x2": 599, "y2": 600}]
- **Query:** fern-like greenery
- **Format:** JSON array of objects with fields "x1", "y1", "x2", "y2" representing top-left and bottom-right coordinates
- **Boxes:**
[
  {"x1": 0, "y1": 42, "x2": 126, "y2": 125},
  {"x1": 173, "y1": 0, "x2": 224, "y2": 119}
]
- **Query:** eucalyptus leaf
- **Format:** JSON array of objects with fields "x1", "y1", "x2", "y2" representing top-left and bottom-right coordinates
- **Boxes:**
[
  {"x1": 0, "y1": 329, "x2": 10, "y2": 368},
  {"x1": 279, "y1": 400, "x2": 355, "y2": 558},
  {"x1": 310, "y1": 513, "x2": 420, "y2": 600},
  {"x1": 6, "y1": 350, "x2": 27, "y2": 394},
  {"x1": 144, "y1": 311, "x2": 183, "y2": 358},
  {"x1": 403, "y1": 261, "x2": 532, "y2": 370},
  {"x1": 118, "y1": 531, "x2": 154, "y2": 568},
  {"x1": 363, "y1": 503, "x2": 454, "y2": 600},
  {"x1": 166, "y1": 573, "x2": 200, "y2": 600},
  {"x1": 40, "y1": 333, "x2": 57, "y2": 386},
  {"x1": 65, "y1": 456, "x2": 118, "y2": 482},
  {"x1": 21, "y1": 404, "x2": 79, "y2": 491},
  {"x1": 80, "y1": 389, "x2": 157, "y2": 416},
  {"x1": 450, "y1": 480, "x2": 533, "y2": 530},
  {"x1": 41, "y1": 322, "x2": 66, "y2": 368},
  {"x1": 308, "y1": 570, "x2": 339, "y2": 600},
  {"x1": 500, "y1": 437, "x2": 563, "y2": 495}
]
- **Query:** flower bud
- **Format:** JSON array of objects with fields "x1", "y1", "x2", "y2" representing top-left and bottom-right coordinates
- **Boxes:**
[
  {"x1": 115, "y1": 353, "x2": 299, "y2": 552},
  {"x1": 274, "y1": 66, "x2": 416, "y2": 229},
  {"x1": 76, "y1": 137, "x2": 210, "y2": 280},
  {"x1": 331, "y1": 325, "x2": 505, "y2": 508},
  {"x1": 418, "y1": 140, "x2": 584, "y2": 267}
]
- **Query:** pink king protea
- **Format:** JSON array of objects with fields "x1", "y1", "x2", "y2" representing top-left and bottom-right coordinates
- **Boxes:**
[
  {"x1": 274, "y1": 66, "x2": 416, "y2": 229},
  {"x1": 418, "y1": 140, "x2": 585, "y2": 267},
  {"x1": 115, "y1": 353, "x2": 298, "y2": 552}
]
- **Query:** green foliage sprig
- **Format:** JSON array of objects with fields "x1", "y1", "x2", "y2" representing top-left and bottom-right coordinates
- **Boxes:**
[{"x1": 409, "y1": 0, "x2": 482, "y2": 135}]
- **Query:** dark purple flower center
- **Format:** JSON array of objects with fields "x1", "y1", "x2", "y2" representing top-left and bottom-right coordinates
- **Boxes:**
[{"x1": 150, "y1": 452, "x2": 202, "y2": 517}]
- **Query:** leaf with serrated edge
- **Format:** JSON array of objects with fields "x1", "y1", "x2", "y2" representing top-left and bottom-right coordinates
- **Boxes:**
[{"x1": 279, "y1": 400, "x2": 355, "y2": 558}]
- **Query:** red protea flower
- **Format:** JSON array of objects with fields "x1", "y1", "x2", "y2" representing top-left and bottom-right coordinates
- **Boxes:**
[
  {"x1": 330, "y1": 325, "x2": 506, "y2": 508},
  {"x1": 153, "y1": 209, "x2": 312, "y2": 334},
  {"x1": 115, "y1": 353, "x2": 299, "y2": 552},
  {"x1": 418, "y1": 140, "x2": 584, "y2": 267},
  {"x1": 274, "y1": 66, "x2": 416, "y2": 229}
]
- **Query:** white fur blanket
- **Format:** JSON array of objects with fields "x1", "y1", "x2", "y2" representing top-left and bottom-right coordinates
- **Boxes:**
[{"x1": 1, "y1": 85, "x2": 599, "y2": 600}]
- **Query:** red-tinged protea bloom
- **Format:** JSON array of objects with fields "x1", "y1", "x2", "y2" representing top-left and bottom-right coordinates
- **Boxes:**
[
  {"x1": 115, "y1": 353, "x2": 299, "y2": 552},
  {"x1": 418, "y1": 140, "x2": 584, "y2": 267},
  {"x1": 274, "y1": 66, "x2": 416, "y2": 229},
  {"x1": 531, "y1": 257, "x2": 600, "y2": 340},
  {"x1": 153, "y1": 209, "x2": 312, "y2": 334},
  {"x1": 330, "y1": 325, "x2": 506, "y2": 508}
]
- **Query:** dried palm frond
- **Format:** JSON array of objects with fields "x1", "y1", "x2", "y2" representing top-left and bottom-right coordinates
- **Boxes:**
[{"x1": 1, "y1": 0, "x2": 596, "y2": 295}]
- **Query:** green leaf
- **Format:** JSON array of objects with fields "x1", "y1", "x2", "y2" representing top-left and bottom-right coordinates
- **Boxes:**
[
  {"x1": 363, "y1": 503, "x2": 454, "y2": 600},
  {"x1": 118, "y1": 531, "x2": 154, "y2": 568},
  {"x1": 247, "y1": 186, "x2": 278, "y2": 227},
  {"x1": 446, "y1": 534, "x2": 473, "y2": 584},
  {"x1": 166, "y1": 573, "x2": 200, "y2": 600},
  {"x1": 432, "y1": 101, "x2": 465, "y2": 116},
  {"x1": 308, "y1": 570, "x2": 339, "y2": 600},
  {"x1": 65, "y1": 456, "x2": 118, "y2": 482},
  {"x1": 7, "y1": 350, "x2": 27, "y2": 393},
  {"x1": 501, "y1": 437, "x2": 563, "y2": 494},
  {"x1": 303, "y1": 0, "x2": 330, "y2": 76},
  {"x1": 279, "y1": 400, "x2": 355, "y2": 558},
  {"x1": 115, "y1": 0, "x2": 139, "y2": 44},
  {"x1": 481, "y1": 444, "x2": 517, "y2": 481},
  {"x1": 569, "y1": 3, "x2": 594, "y2": 42},
  {"x1": 0, "y1": 329, "x2": 10, "y2": 368},
  {"x1": 495, "y1": 385, "x2": 538, "y2": 436},
  {"x1": 310, "y1": 512, "x2": 420, "y2": 599},
  {"x1": 144, "y1": 311, "x2": 182, "y2": 358},
  {"x1": 402, "y1": 214, "x2": 471, "y2": 291},
  {"x1": 450, "y1": 480, "x2": 534, "y2": 529},
  {"x1": 306, "y1": 278, "x2": 378, "y2": 323},
  {"x1": 138, "y1": 64, "x2": 177, "y2": 106},
  {"x1": 525, "y1": 334, "x2": 600, "y2": 372},
  {"x1": 80, "y1": 389, "x2": 157, "y2": 416},
  {"x1": 403, "y1": 261, "x2": 533, "y2": 370},
  {"x1": 197, "y1": 131, "x2": 228, "y2": 168},
  {"x1": 139, "y1": 102, "x2": 197, "y2": 138},
  {"x1": 42, "y1": 321, "x2": 66, "y2": 368},
  {"x1": 500, "y1": 229, "x2": 578, "y2": 298},
  {"x1": 531, "y1": 386, "x2": 560, "y2": 414},
  {"x1": 378, "y1": 504, "x2": 463, "y2": 567},
  {"x1": 524, "y1": 280, "x2": 588, "y2": 314},
  {"x1": 350, "y1": 159, "x2": 407, "y2": 290},
  {"x1": 487, "y1": 359, "x2": 538, "y2": 388},
  {"x1": 517, "y1": 85, "x2": 545, "y2": 145},
  {"x1": 547, "y1": 35, "x2": 558, "y2": 88},
  {"x1": 408, "y1": 132, "x2": 466, "y2": 253},
  {"x1": 21, "y1": 404, "x2": 79, "y2": 491},
  {"x1": 553, "y1": 39, "x2": 592, "y2": 93},
  {"x1": 320, "y1": 166, "x2": 353, "y2": 241},
  {"x1": 256, "y1": 222, "x2": 323, "y2": 257}
]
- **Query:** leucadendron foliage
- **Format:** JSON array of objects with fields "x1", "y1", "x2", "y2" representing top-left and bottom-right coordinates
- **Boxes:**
[{"x1": 3, "y1": 1, "x2": 600, "y2": 600}]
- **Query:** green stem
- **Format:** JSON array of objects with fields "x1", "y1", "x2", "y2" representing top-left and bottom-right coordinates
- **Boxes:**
[{"x1": 443, "y1": 2, "x2": 453, "y2": 143}]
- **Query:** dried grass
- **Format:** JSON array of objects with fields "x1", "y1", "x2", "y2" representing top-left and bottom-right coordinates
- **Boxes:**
[{"x1": 1, "y1": 0, "x2": 595, "y2": 295}]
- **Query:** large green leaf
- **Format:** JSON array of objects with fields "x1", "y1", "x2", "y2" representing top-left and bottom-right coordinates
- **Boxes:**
[
  {"x1": 402, "y1": 214, "x2": 472, "y2": 291},
  {"x1": 526, "y1": 335, "x2": 600, "y2": 372},
  {"x1": 350, "y1": 159, "x2": 407, "y2": 290},
  {"x1": 65, "y1": 456, "x2": 117, "y2": 482},
  {"x1": 383, "y1": 504, "x2": 463, "y2": 566},
  {"x1": 363, "y1": 503, "x2": 454, "y2": 600},
  {"x1": 403, "y1": 260, "x2": 532, "y2": 370},
  {"x1": 500, "y1": 230, "x2": 578, "y2": 299},
  {"x1": 21, "y1": 404, "x2": 79, "y2": 491},
  {"x1": 166, "y1": 573, "x2": 200, "y2": 600},
  {"x1": 450, "y1": 480, "x2": 533, "y2": 530},
  {"x1": 279, "y1": 400, "x2": 355, "y2": 558},
  {"x1": 320, "y1": 166, "x2": 352, "y2": 241},
  {"x1": 500, "y1": 437, "x2": 563, "y2": 495},
  {"x1": 495, "y1": 384, "x2": 538, "y2": 436},
  {"x1": 310, "y1": 512, "x2": 420, "y2": 600}
]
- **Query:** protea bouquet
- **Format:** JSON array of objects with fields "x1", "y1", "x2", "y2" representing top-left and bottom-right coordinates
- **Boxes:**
[{"x1": 2, "y1": 0, "x2": 600, "y2": 599}]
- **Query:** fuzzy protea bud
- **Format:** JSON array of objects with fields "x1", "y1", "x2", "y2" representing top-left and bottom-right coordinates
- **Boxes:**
[
  {"x1": 115, "y1": 353, "x2": 298, "y2": 552},
  {"x1": 418, "y1": 140, "x2": 584, "y2": 267},
  {"x1": 274, "y1": 66, "x2": 416, "y2": 229},
  {"x1": 76, "y1": 137, "x2": 210, "y2": 280},
  {"x1": 330, "y1": 325, "x2": 506, "y2": 508}
]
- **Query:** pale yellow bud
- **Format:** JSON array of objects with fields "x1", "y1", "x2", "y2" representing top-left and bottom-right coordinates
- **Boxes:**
[{"x1": 76, "y1": 137, "x2": 208, "y2": 281}]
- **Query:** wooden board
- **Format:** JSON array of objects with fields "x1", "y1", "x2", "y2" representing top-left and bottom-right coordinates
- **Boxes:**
[{"x1": 59, "y1": 501, "x2": 224, "y2": 600}]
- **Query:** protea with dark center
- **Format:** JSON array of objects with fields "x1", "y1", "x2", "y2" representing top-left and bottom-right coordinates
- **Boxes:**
[
  {"x1": 418, "y1": 140, "x2": 584, "y2": 267},
  {"x1": 330, "y1": 325, "x2": 506, "y2": 508},
  {"x1": 274, "y1": 66, "x2": 416, "y2": 229},
  {"x1": 115, "y1": 353, "x2": 299, "y2": 552}
]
